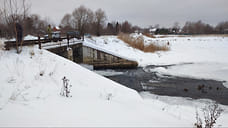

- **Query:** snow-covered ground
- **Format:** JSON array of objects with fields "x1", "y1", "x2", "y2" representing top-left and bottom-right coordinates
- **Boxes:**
[
  {"x1": 87, "y1": 35, "x2": 228, "y2": 87},
  {"x1": 0, "y1": 34, "x2": 228, "y2": 127},
  {"x1": 0, "y1": 45, "x2": 195, "y2": 127},
  {"x1": 88, "y1": 35, "x2": 228, "y2": 66}
]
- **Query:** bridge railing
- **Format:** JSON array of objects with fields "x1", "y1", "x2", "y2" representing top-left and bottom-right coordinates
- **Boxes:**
[{"x1": 3, "y1": 36, "x2": 75, "y2": 50}]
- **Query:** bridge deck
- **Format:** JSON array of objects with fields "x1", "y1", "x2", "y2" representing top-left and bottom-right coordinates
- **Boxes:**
[
  {"x1": 4, "y1": 37, "x2": 138, "y2": 69},
  {"x1": 4, "y1": 37, "x2": 68, "y2": 50}
]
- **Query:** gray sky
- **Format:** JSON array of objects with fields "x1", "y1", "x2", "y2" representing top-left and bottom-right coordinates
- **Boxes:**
[{"x1": 27, "y1": 0, "x2": 228, "y2": 27}]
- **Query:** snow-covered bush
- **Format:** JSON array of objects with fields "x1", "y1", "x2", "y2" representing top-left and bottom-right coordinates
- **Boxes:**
[
  {"x1": 29, "y1": 49, "x2": 35, "y2": 58},
  {"x1": 195, "y1": 102, "x2": 224, "y2": 128},
  {"x1": 60, "y1": 76, "x2": 72, "y2": 97},
  {"x1": 39, "y1": 70, "x2": 44, "y2": 76},
  {"x1": 106, "y1": 93, "x2": 113, "y2": 101},
  {"x1": 100, "y1": 91, "x2": 114, "y2": 101}
]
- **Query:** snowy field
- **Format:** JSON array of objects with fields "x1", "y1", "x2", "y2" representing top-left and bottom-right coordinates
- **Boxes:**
[
  {"x1": 87, "y1": 35, "x2": 228, "y2": 87},
  {"x1": 0, "y1": 35, "x2": 228, "y2": 127}
]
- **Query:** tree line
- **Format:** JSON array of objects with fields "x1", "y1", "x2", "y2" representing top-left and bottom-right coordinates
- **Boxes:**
[
  {"x1": 1, "y1": 0, "x2": 228, "y2": 39},
  {"x1": 60, "y1": 5, "x2": 106, "y2": 36},
  {"x1": 181, "y1": 20, "x2": 228, "y2": 34},
  {"x1": 0, "y1": 0, "x2": 52, "y2": 38},
  {"x1": 60, "y1": 6, "x2": 143, "y2": 36},
  {"x1": 147, "y1": 21, "x2": 228, "y2": 35}
]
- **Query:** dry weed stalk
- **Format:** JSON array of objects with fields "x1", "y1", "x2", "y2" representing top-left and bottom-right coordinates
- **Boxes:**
[{"x1": 118, "y1": 33, "x2": 169, "y2": 53}]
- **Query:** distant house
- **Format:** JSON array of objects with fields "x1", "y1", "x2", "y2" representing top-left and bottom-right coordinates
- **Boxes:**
[
  {"x1": 149, "y1": 28, "x2": 157, "y2": 34},
  {"x1": 53, "y1": 26, "x2": 60, "y2": 32},
  {"x1": 52, "y1": 26, "x2": 61, "y2": 39},
  {"x1": 134, "y1": 29, "x2": 144, "y2": 34}
]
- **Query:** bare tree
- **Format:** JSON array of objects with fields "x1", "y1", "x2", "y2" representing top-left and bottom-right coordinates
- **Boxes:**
[
  {"x1": 60, "y1": 13, "x2": 72, "y2": 28},
  {"x1": 105, "y1": 22, "x2": 116, "y2": 35},
  {"x1": 215, "y1": 21, "x2": 228, "y2": 34},
  {"x1": 0, "y1": 8, "x2": 3, "y2": 22},
  {"x1": 2, "y1": 0, "x2": 30, "y2": 25},
  {"x1": 94, "y1": 8, "x2": 106, "y2": 36},
  {"x1": 172, "y1": 22, "x2": 180, "y2": 33},
  {"x1": 0, "y1": 9, "x2": 4, "y2": 37},
  {"x1": 1, "y1": 0, "x2": 30, "y2": 53},
  {"x1": 154, "y1": 24, "x2": 160, "y2": 29},
  {"x1": 182, "y1": 20, "x2": 215, "y2": 34},
  {"x1": 72, "y1": 5, "x2": 94, "y2": 39},
  {"x1": 121, "y1": 21, "x2": 133, "y2": 33},
  {"x1": 60, "y1": 13, "x2": 74, "y2": 33},
  {"x1": 195, "y1": 103, "x2": 224, "y2": 128}
]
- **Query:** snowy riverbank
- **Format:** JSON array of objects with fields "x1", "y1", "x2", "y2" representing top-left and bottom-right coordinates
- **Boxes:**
[
  {"x1": 88, "y1": 35, "x2": 228, "y2": 87},
  {"x1": 0, "y1": 35, "x2": 228, "y2": 127}
]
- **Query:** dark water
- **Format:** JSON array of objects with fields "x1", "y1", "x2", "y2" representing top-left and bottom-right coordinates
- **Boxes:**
[{"x1": 102, "y1": 65, "x2": 228, "y2": 105}]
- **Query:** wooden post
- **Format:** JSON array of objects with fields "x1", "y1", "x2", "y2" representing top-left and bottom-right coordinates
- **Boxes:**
[
  {"x1": 67, "y1": 47, "x2": 73, "y2": 61},
  {"x1": 67, "y1": 34, "x2": 69, "y2": 47},
  {"x1": 38, "y1": 35, "x2": 41, "y2": 49},
  {"x1": 14, "y1": 23, "x2": 19, "y2": 53}
]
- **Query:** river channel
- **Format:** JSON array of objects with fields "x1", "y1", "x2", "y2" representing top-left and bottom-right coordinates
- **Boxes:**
[{"x1": 95, "y1": 65, "x2": 228, "y2": 105}]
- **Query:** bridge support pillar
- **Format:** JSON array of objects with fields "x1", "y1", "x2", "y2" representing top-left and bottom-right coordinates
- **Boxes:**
[{"x1": 67, "y1": 47, "x2": 73, "y2": 61}]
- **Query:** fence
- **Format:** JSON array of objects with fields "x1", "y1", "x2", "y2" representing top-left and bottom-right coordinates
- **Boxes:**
[{"x1": 4, "y1": 36, "x2": 74, "y2": 50}]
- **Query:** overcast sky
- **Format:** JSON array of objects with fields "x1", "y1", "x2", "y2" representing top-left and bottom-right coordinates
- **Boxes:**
[{"x1": 27, "y1": 0, "x2": 228, "y2": 27}]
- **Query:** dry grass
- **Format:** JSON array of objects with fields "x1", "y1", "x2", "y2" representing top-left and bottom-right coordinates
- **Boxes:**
[
  {"x1": 118, "y1": 33, "x2": 169, "y2": 53},
  {"x1": 143, "y1": 33, "x2": 156, "y2": 38},
  {"x1": 144, "y1": 43, "x2": 170, "y2": 53},
  {"x1": 189, "y1": 34, "x2": 228, "y2": 37},
  {"x1": 158, "y1": 35, "x2": 170, "y2": 38},
  {"x1": 142, "y1": 34, "x2": 228, "y2": 38}
]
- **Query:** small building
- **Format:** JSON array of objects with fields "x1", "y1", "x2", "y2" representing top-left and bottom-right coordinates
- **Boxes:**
[
  {"x1": 149, "y1": 28, "x2": 157, "y2": 35},
  {"x1": 53, "y1": 26, "x2": 60, "y2": 32}
]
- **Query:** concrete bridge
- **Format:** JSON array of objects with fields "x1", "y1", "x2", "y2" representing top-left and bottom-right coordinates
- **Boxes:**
[
  {"x1": 4, "y1": 38, "x2": 138, "y2": 69},
  {"x1": 45, "y1": 41, "x2": 138, "y2": 69}
]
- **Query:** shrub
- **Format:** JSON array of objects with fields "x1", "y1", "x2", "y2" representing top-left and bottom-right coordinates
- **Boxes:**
[
  {"x1": 144, "y1": 43, "x2": 169, "y2": 53},
  {"x1": 29, "y1": 50, "x2": 35, "y2": 58},
  {"x1": 118, "y1": 33, "x2": 169, "y2": 53},
  {"x1": 195, "y1": 103, "x2": 224, "y2": 128},
  {"x1": 39, "y1": 71, "x2": 44, "y2": 76}
]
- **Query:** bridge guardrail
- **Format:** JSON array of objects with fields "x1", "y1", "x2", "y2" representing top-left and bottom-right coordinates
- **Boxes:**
[{"x1": 4, "y1": 37, "x2": 71, "y2": 50}]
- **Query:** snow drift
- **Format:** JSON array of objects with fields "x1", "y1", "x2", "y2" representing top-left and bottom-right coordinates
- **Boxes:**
[
  {"x1": 0, "y1": 45, "x2": 190, "y2": 127},
  {"x1": 1, "y1": 34, "x2": 228, "y2": 127}
]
